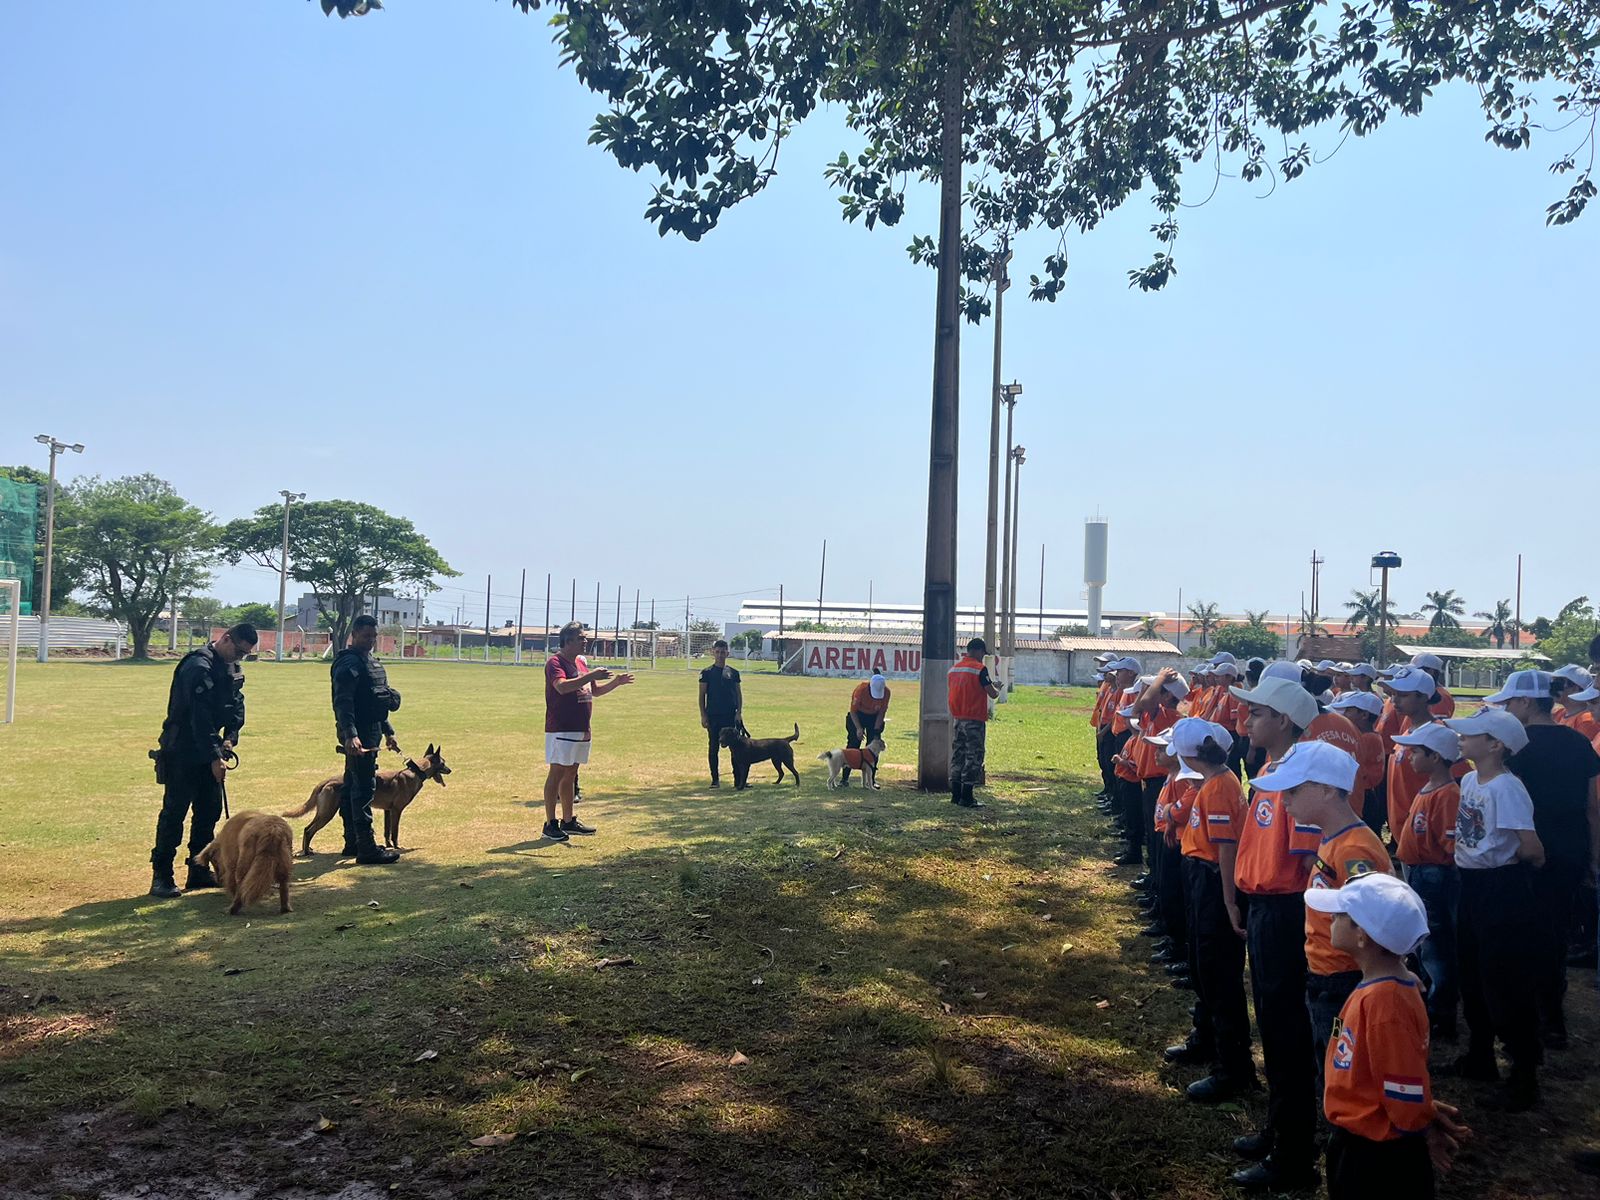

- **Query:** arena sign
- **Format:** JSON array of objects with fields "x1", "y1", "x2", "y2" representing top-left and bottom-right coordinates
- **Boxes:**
[{"x1": 798, "y1": 641, "x2": 922, "y2": 679}]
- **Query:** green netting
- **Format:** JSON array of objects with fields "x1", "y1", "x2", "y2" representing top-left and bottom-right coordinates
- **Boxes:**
[{"x1": 0, "y1": 477, "x2": 38, "y2": 613}]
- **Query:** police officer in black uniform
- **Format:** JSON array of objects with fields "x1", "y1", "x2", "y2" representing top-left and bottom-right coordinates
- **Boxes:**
[
  {"x1": 148, "y1": 623, "x2": 257, "y2": 898},
  {"x1": 332, "y1": 614, "x2": 402, "y2": 864}
]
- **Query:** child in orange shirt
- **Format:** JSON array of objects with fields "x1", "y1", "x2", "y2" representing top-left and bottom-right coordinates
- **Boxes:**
[
  {"x1": 1391, "y1": 722, "x2": 1464, "y2": 1040},
  {"x1": 1331, "y1": 691, "x2": 1388, "y2": 837},
  {"x1": 1305, "y1": 873, "x2": 1470, "y2": 1199}
]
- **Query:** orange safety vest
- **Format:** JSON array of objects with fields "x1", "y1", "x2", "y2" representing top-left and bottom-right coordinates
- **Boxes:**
[{"x1": 948, "y1": 656, "x2": 990, "y2": 722}]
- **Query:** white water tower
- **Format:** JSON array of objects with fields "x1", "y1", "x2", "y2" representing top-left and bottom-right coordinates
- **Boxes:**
[{"x1": 1084, "y1": 517, "x2": 1109, "y2": 635}]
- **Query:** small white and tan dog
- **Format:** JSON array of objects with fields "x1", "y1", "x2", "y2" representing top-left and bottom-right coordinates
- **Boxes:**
[{"x1": 817, "y1": 738, "x2": 885, "y2": 790}]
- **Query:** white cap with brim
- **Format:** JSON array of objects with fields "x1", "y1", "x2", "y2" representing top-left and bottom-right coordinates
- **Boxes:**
[
  {"x1": 1303, "y1": 872, "x2": 1430, "y2": 957},
  {"x1": 1230, "y1": 676, "x2": 1319, "y2": 729},
  {"x1": 1442, "y1": 709, "x2": 1530, "y2": 755},
  {"x1": 1329, "y1": 691, "x2": 1384, "y2": 719},
  {"x1": 1410, "y1": 653, "x2": 1445, "y2": 672},
  {"x1": 1392, "y1": 721, "x2": 1462, "y2": 763},
  {"x1": 1164, "y1": 676, "x2": 1190, "y2": 701},
  {"x1": 1262, "y1": 660, "x2": 1304, "y2": 684},
  {"x1": 1211, "y1": 662, "x2": 1240, "y2": 678},
  {"x1": 1483, "y1": 669, "x2": 1553, "y2": 705},
  {"x1": 1553, "y1": 664, "x2": 1595, "y2": 690},
  {"x1": 1314, "y1": 660, "x2": 1337, "y2": 673},
  {"x1": 1570, "y1": 685, "x2": 1600, "y2": 703},
  {"x1": 1168, "y1": 716, "x2": 1234, "y2": 758},
  {"x1": 869, "y1": 672, "x2": 886, "y2": 700},
  {"x1": 1345, "y1": 663, "x2": 1378, "y2": 680},
  {"x1": 1108, "y1": 657, "x2": 1142, "y2": 673},
  {"x1": 1379, "y1": 666, "x2": 1437, "y2": 696},
  {"x1": 1250, "y1": 738, "x2": 1360, "y2": 794},
  {"x1": 1209, "y1": 651, "x2": 1237, "y2": 665},
  {"x1": 1095, "y1": 651, "x2": 1118, "y2": 664}
]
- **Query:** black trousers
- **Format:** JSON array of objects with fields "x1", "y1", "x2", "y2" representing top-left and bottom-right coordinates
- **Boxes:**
[
  {"x1": 1459, "y1": 863, "x2": 1541, "y2": 1072},
  {"x1": 1157, "y1": 827, "x2": 1187, "y2": 945},
  {"x1": 340, "y1": 725, "x2": 381, "y2": 846},
  {"x1": 1142, "y1": 777, "x2": 1164, "y2": 881},
  {"x1": 1245, "y1": 891, "x2": 1316, "y2": 1171},
  {"x1": 1531, "y1": 856, "x2": 1584, "y2": 1036},
  {"x1": 1096, "y1": 729, "x2": 1115, "y2": 795},
  {"x1": 1325, "y1": 1128, "x2": 1434, "y2": 1200},
  {"x1": 1118, "y1": 776, "x2": 1143, "y2": 858},
  {"x1": 1185, "y1": 857, "x2": 1253, "y2": 1081},
  {"x1": 843, "y1": 714, "x2": 882, "y2": 779},
  {"x1": 1360, "y1": 788, "x2": 1386, "y2": 838},
  {"x1": 150, "y1": 756, "x2": 224, "y2": 874},
  {"x1": 706, "y1": 715, "x2": 739, "y2": 782}
]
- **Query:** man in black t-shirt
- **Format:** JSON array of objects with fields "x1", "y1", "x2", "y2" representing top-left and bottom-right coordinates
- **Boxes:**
[{"x1": 698, "y1": 639, "x2": 744, "y2": 787}]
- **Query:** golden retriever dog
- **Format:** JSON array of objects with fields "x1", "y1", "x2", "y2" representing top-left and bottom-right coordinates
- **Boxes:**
[
  {"x1": 281, "y1": 744, "x2": 451, "y2": 856},
  {"x1": 191, "y1": 811, "x2": 294, "y2": 915}
]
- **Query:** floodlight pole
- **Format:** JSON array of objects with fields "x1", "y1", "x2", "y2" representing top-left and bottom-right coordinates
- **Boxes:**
[
  {"x1": 34, "y1": 434, "x2": 84, "y2": 663},
  {"x1": 276, "y1": 490, "x2": 305, "y2": 661},
  {"x1": 982, "y1": 241, "x2": 1012, "y2": 655}
]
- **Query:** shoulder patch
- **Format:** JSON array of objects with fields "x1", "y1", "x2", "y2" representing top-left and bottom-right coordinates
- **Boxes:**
[{"x1": 1343, "y1": 859, "x2": 1378, "y2": 879}]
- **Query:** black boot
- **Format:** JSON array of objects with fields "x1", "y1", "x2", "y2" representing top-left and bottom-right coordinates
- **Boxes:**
[
  {"x1": 841, "y1": 768, "x2": 852, "y2": 786},
  {"x1": 344, "y1": 788, "x2": 399, "y2": 865},
  {"x1": 185, "y1": 859, "x2": 220, "y2": 890},
  {"x1": 149, "y1": 870, "x2": 182, "y2": 899}
]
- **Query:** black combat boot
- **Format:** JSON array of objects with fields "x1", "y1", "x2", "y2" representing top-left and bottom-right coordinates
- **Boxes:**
[
  {"x1": 149, "y1": 871, "x2": 182, "y2": 899},
  {"x1": 185, "y1": 859, "x2": 220, "y2": 890},
  {"x1": 342, "y1": 790, "x2": 398, "y2": 865}
]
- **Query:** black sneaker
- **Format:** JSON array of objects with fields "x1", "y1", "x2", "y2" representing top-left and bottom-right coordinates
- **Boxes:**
[
  {"x1": 149, "y1": 872, "x2": 182, "y2": 899},
  {"x1": 542, "y1": 820, "x2": 570, "y2": 842},
  {"x1": 1233, "y1": 1130, "x2": 1272, "y2": 1160},
  {"x1": 1162, "y1": 1039, "x2": 1211, "y2": 1064},
  {"x1": 709, "y1": 779, "x2": 721, "y2": 788},
  {"x1": 184, "y1": 862, "x2": 220, "y2": 890},
  {"x1": 355, "y1": 845, "x2": 400, "y2": 865},
  {"x1": 1187, "y1": 1073, "x2": 1258, "y2": 1104},
  {"x1": 1231, "y1": 1159, "x2": 1318, "y2": 1192},
  {"x1": 559, "y1": 817, "x2": 595, "y2": 835},
  {"x1": 871, "y1": 780, "x2": 881, "y2": 790}
]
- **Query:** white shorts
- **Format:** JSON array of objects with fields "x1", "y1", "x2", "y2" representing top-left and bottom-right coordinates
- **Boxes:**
[{"x1": 545, "y1": 732, "x2": 591, "y2": 766}]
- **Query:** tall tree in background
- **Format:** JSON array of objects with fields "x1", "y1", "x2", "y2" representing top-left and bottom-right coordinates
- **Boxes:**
[
  {"x1": 1185, "y1": 600, "x2": 1220, "y2": 649},
  {"x1": 57, "y1": 475, "x2": 217, "y2": 659},
  {"x1": 1138, "y1": 614, "x2": 1160, "y2": 640},
  {"x1": 1474, "y1": 599, "x2": 1516, "y2": 649},
  {"x1": 1343, "y1": 588, "x2": 1405, "y2": 636},
  {"x1": 1421, "y1": 589, "x2": 1467, "y2": 630},
  {"x1": 318, "y1": 0, "x2": 1600, "y2": 785},
  {"x1": 221, "y1": 500, "x2": 456, "y2": 652}
]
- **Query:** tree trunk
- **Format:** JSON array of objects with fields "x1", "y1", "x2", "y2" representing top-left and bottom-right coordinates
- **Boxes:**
[
  {"x1": 130, "y1": 617, "x2": 155, "y2": 660},
  {"x1": 916, "y1": 3, "x2": 965, "y2": 793}
]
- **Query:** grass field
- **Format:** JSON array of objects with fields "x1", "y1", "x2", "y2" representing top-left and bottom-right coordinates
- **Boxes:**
[{"x1": 1, "y1": 660, "x2": 1595, "y2": 1200}]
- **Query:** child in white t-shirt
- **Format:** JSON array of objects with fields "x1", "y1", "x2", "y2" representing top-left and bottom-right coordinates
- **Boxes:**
[{"x1": 1442, "y1": 708, "x2": 1546, "y2": 1111}]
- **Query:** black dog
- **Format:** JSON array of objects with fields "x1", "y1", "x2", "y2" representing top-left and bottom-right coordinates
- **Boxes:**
[{"x1": 718, "y1": 723, "x2": 802, "y2": 789}]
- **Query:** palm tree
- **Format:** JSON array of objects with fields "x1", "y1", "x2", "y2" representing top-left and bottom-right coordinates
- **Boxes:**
[
  {"x1": 1243, "y1": 608, "x2": 1274, "y2": 631},
  {"x1": 1474, "y1": 599, "x2": 1515, "y2": 649},
  {"x1": 1343, "y1": 588, "x2": 1403, "y2": 634},
  {"x1": 1421, "y1": 589, "x2": 1466, "y2": 630},
  {"x1": 1185, "y1": 600, "x2": 1221, "y2": 649},
  {"x1": 1298, "y1": 607, "x2": 1328, "y2": 638},
  {"x1": 1138, "y1": 614, "x2": 1160, "y2": 640}
]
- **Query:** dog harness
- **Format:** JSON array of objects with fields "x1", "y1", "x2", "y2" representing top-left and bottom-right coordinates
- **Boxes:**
[{"x1": 843, "y1": 746, "x2": 879, "y2": 770}]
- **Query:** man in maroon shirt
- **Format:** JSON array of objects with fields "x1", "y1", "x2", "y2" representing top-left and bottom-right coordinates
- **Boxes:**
[{"x1": 544, "y1": 622, "x2": 633, "y2": 842}]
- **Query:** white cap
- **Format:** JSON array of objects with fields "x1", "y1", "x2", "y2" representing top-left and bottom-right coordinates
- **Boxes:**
[
  {"x1": 1251, "y1": 739, "x2": 1360, "y2": 794},
  {"x1": 1378, "y1": 664, "x2": 1402, "y2": 678},
  {"x1": 1167, "y1": 716, "x2": 1234, "y2": 758},
  {"x1": 1334, "y1": 662, "x2": 1354, "y2": 672},
  {"x1": 1262, "y1": 660, "x2": 1304, "y2": 684},
  {"x1": 1108, "y1": 656, "x2": 1142, "y2": 673},
  {"x1": 1313, "y1": 659, "x2": 1338, "y2": 673},
  {"x1": 1092, "y1": 672, "x2": 1105, "y2": 683},
  {"x1": 1379, "y1": 666, "x2": 1437, "y2": 696},
  {"x1": 1295, "y1": 658, "x2": 1314, "y2": 669},
  {"x1": 1211, "y1": 662, "x2": 1240, "y2": 678},
  {"x1": 1410, "y1": 652, "x2": 1445, "y2": 672},
  {"x1": 1443, "y1": 708, "x2": 1530, "y2": 754},
  {"x1": 1553, "y1": 664, "x2": 1595, "y2": 690},
  {"x1": 1303, "y1": 872, "x2": 1430, "y2": 957},
  {"x1": 1329, "y1": 691, "x2": 1384, "y2": 719},
  {"x1": 1344, "y1": 663, "x2": 1378, "y2": 681},
  {"x1": 1483, "y1": 669, "x2": 1553, "y2": 705},
  {"x1": 1229, "y1": 676, "x2": 1319, "y2": 730},
  {"x1": 1209, "y1": 651, "x2": 1237, "y2": 665},
  {"x1": 1392, "y1": 721, "x2": 1461, "y2": 763},
  {"x1": 1570, "y1": 685, "x2": 1600, "y2": 703},
  {"x1": 1094, "y1": 651, "x2": 1118, "y2": 664},
  {"x1": 869, "y1": 672, "x2": 887, "y2": 700}
]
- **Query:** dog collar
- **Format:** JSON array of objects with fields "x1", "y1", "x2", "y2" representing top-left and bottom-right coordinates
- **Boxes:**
[{"x1": 404, "y1": 758, "x2": 426, "y2": 776}]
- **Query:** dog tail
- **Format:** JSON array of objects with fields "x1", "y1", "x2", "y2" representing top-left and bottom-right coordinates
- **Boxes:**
[
  {"x1": 281, "y1": 783, "x2": 324, "y2": 819},
  {"x1": 234, "y1": 819, "x2": 293, "y2": 911},
  {"x1": 787, "y1": 723, "x2": 800, "y2": 742},
  {"x1": 192, "y1": 839, "x2": 217, "y2": 869}
]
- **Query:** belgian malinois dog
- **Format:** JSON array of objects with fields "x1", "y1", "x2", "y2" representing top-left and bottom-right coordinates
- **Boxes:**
[{"x1": 282, "y1": 744, "x2": 452, "y2": 856}]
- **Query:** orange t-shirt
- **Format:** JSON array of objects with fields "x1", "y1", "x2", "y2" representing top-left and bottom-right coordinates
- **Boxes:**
[
  {"x1": 1233, "y1": 755, "x2": 1323, "y2": 895},
  {"x1": 1092, "y1": 680, "x2": 1115, "y2": 728},
  {"x1": 1133, "y1": 706, "x2": 1179, "y2": 779},
  {"x1": 850, "y1": 681, "x2": 890, "y2": 718},
  {"x1": 1429, "y1": 685, "x2": 1456, "y2": 719},
  {"x1": 1396, "y1": 781, "x2": 1461, "y2": 867},
  {"x1": 1234, "y1": 690, "x2": 1252, "y2": 737},
  {"x1": 1324, "y1": 976, "x2": 1436, "y2": 1142},
  {"x1": 1386, "y1": 734, "x2": 1429, "y2": 840},
  {"x1": 1157, "y1": 775, "x2": 1197, "y2": 833},
  {"x1": 1560, "y1": 707, "x2": 1599, "y2": 741},
  {"x1": 1213, "y1": 689, "x2": 1241, "y2": 731},
  {"x1": 1376, "y1": 699, "x2": 1404, "y2": 753},
  {"x1": 1306, "y1": 821, "x2": 1394, "y2": 976},
  {"x1": 1354, "y1": 731, "x2": 1386, "y2": 796},
  {"x1": 1182, "y1": 771, "x2": 1245, "y2": 863},
  {"x1": 1110, "y1": 689, "x2": 1138, "y2": 736}
]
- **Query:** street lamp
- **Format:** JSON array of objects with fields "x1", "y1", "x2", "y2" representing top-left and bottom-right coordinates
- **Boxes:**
[
  {"x1": 276, "y1": 491, "x2": 306, "y2": 661},
  {"x1": 1007, "y1": 445, "x2": 1027, "y2": 668},
  {"x1": 997, "y1": 383, "x2": 1022, "y2": 680},
  {"x1": 1372, "y1": 551, "x2": 1402, "y2": 667},
  {"x1": 34, "y1": 435, "x2": 84, "y2": 663},
  {"x1": 982, "y1": 239, "x2": 1014, "y2": 655}
]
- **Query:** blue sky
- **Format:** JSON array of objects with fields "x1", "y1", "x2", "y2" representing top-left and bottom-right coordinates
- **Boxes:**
[{"x1": 2, "y1": 4, "x2": 1593, "y2": 631}]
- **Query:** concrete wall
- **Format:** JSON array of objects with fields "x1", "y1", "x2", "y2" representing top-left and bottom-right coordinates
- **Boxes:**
[{"x1": 1012, "y1": 648, "x2": 1192, "y2": 687}]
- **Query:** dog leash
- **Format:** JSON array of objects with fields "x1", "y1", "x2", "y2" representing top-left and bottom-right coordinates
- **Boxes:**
[{"x1": 219, "y1": 746, "x2": 238, "y2": 819}]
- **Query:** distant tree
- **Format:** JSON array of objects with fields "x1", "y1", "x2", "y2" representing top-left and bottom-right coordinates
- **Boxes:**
[
  {"x1": 1342, "y1": 588, "x2": 1405, "y2": 635},
  {"x1": 1297, "y1": 608, "x2": 1328, "y2": 639},
  {"x1": 1536, "y1": 597, "x2": 1597, "y2": 666},
  {"x1": 1523, "y1": 616, "x2": 1555, "y2": 642},
  {"x1": 184, "y1": 595, "x2": 226, "y2": 637},
  {"x1": 1053, "y1": 623, "x2": 1089, "y2": 638},
  {"x1": 1418, "y1": 626, "x2": 1482, "y2": 649},
  {"x1": 688, "y1": 616, "x2": 721, "y2": 633},
  {"x1": 220, "y1": 500, "x2": 456, "y2": 652},
  {"x1": 222, "y1": 601, "x2": 281, "y2": 630},
  {"x1": 57, "y1": 474, "x2": 217, "y2": 660},
  {"x1": 1138, "y1": 615, "x2": 1160, "y2": 640},
  {"x1": 631, "y1": 619, "x2": 660, "y2": 630},
  {"x1": 1474, "y1": 599, "x2": 1517, "y2": 649},
  {"x1": 732, "y1": 629, "x2": 765, "y2": 654},
  {"x1": 787, "y1": 619, "x2": 838, "y2": 633},
  {"x1": 1421, "y1": 589, "x2": 1467, "y2": 631},
  {"x1": 1213, "y1": 623, "x2": 1282, "y2": 661},
  {"x1": 0, "y1": 463, "x2": 87, "y2": 610},
  {"x1": 1185, "y1": 600, "x2": 1221, "y2": 649}
]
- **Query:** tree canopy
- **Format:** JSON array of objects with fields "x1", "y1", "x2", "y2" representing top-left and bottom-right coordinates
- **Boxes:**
[
  {"x1": 1212, "y1": 619, "x2": 1281, "y2": 660},
  {"x1": 1535, "y1": 596, "x2": 1597, "y2": 666},
  {"x1": 320, "y1": 0, "x2": 1600, "y2": 302},
  {"x1": 1421, "y1": 588, "x2": 1466, "y2": 630},
  {"x1": 220, "y1": 500, "x2": 455, "y2": 652},
  {"x1": 1185, "y1": 600, "x2": 1220, "y2": 648},
  {"x1": 58, "y1": 475, "x2": 217, "y2": 659}
]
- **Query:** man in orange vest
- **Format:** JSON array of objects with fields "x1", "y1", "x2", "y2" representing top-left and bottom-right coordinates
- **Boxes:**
[{"x1": 949, "y1": 637, "x2": 1002, "y2": 808}]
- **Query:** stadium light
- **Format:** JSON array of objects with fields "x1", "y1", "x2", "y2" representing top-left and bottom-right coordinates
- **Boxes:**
[
  {"x1": 34, "y1": 435, "x2": 84, "y2": 663},
  {"x1": 997, "y1": 383, "x2": 1023, "y2": 692},
  {"x1": 982, "y1": 236, "x2": 1016, "y2": 656},
  {"x1": 276, "y1": 491, "x2": 307, "y2": 661},
  {"x1": 1372, "y1": 551, "x2": 1401, "y2": 667}
]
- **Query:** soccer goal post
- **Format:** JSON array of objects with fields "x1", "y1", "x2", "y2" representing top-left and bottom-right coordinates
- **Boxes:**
[{"x1": 0, "y1": 579, "x2": 19, "y2": 724}]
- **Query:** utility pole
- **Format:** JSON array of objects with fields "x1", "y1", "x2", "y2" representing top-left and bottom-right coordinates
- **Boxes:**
[
  {"x1": 916, "y1": 1, "x2": 966, "y2": 791},
  {"x1": 1006, "y1": 445, "x2": 1026, "y2": 668},
  {"x1": 685, "y1": 594, "x2": 691, "y2": 663},
  {"x1": 615, "y1": 584, "x2": 622, "y2": 662},
  {"x1": 570, "y1": 578, "x2": 576, "y2": 624},
  {"x1": 982, "y1": 235, "x2": 1013, "y2": 657},
  {"x1": 32, "y1": 434, "x2": 84, "y2": 663},
  {"x1": 1371, "y1": 552, "x2": 1401, "y2": 667},
  {"x1": 275, "y1": 490, "x2": 305, "y2": 662},
  {"x1": 483, "y1": 575, "x2": 492, "y2": 663},
  {"x1": 1513, "y1": 554, "x2": 1522, "y2": 650},
  {"x1": 817, "y1": 540, "x2": 826, "y2": 624},
  {"x1": 1038, "y1": 543, "x2": 1045, "y2": 639},
  {"x1": 868, "y1": 580, "x2": 874, "y2": 634},
  {"x1": 544, "y1": 573, "x2": 552, "y2": 655},
  {"x1": 515, "y1": 568, "x2": 526, "y2": 666},
  {"x1": 1309, "y1": 548, "x2": 1324, "y2": 628},
  {"x1": 997, "y1": 388, "x2": 1019, "y2": 671}
]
